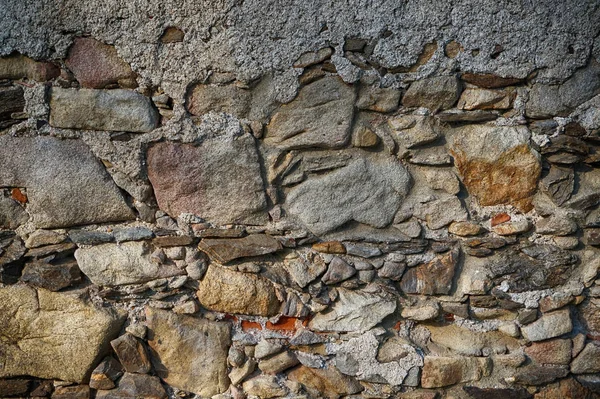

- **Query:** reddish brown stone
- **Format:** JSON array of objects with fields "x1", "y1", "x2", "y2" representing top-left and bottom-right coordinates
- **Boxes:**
[
  {"x1": 110, "y1": 333, "x2": 151, "y2": 374},
  {"x1": 534, "y1": 377, "x2": 593, "y2": 399},
  {"x1": 10, "y1": 188, "x2": 27, "y2": 204},
  {"x1": 287, "y1": 365, "x2": 363, "y2": 398},
  {"x1": 160, "y1": 27, "x2": 185, "y2": 43},
  {"x1": 66, "y1": 37, "x2": 137, "y2": 89},
  {"x1": 491, "y1": 213, "x2": 511, "y2": 226},
  {"x1": 525, "y1": 339, "x2": 572, "y2": 365},
  {"x1": 461, "y1": 73, "x2": 525, "y2": 88},
  {"x1": 52, "y1": 385, "x2": 90, "y2": 399},
  {"x1": 400, "y1": 248, "x2": 459, "y2": 295}
]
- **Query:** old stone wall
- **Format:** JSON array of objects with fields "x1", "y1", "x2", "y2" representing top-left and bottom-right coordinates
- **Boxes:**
[{"x1": 1, "y1": 1, "x2": 600, "y2": 398}]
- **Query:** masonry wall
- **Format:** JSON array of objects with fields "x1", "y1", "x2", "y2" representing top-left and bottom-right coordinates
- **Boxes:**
[{"x1": 1, "y1": 1, "x2": 600, "y2": 398}]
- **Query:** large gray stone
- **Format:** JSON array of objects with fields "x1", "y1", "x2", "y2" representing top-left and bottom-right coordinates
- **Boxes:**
[
  {"x1": 0, "y1": 135, "x2": 134, "y2": 228},
  {"x1": 526, "y1": 60, "x2": 600, "y2": 118},
  {"x1": 402, "y1": 75, "x2": 461, "y2": 112},
  {"x1": 0, "y1": 284, "x2": 125, "y2": 382},
  {"x1": 147, "y1": 133, "x2": 268, "y2": 225},
  {"x1": 286, "y1": 155, "x2": 411, "y2": 235},
  {"x1": 265, "y1": 76, "x2": 355, "y2": 149},
  {"x1": 571, "y1": 342, "x2": 600, "y2": 374},
  {"x1": 309, "y1": 285, "x2": 396, "y2": 332},
  {"x1": 521, "y1": 308, "x2": 572, "y2": 342},
  {"x1": 75, "y1": 241, "x2": 184, "y2": 286},
  {"x1": 146, "y1": 308, "x2": 231, "y2": 397},
  {"x1": 50, "y1": 88, "x2": 159, "y2": 132}
]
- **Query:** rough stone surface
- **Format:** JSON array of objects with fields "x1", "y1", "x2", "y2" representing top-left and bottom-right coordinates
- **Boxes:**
[
  {"x1": 197, "y1": 265, "x2": 281, "y2": 316},
  {"x1": 571, "y1": 341, "x2": 600, "y2": 374},
  {"x1": 287, "y1": 156, "x2": 411, "y2": 235},
  {"x1": 309, "y1": 286, "x2": 396, "y2": 332},
  {"x1": 265, "y1": 77, "x2": 355, "y2": 149},
  {"x1": 0, "y1": 284, "x2": 124, "y2": 382},
  {"x1": 66, "y1": 37, "x2": 137, "y2": 88},
  {"x1": 450, "y1": 125, "x2": 541, "y2": 206},
  {"x1": 96, "y1": 372, "x2": 166, "y2": 399},
  {"x1": 521, "y1": 309, "x2": 572, "y2": 342},
  {"x1": 50, "y1": 88, "x2": 158, "y2": 132},
  {"x1": 75, "y1": 242, "x2": 183, "y2": 286},
  {"x1": 402, "y1": 75, "x2": 461, "y2": 111},
  {"x1": 287, "y1": 365, "x2": 363, "y2": 399},
  {"x1": 147, "y1": 135, "x2": 268, "y2": 225},
  {"x1": 198, "y1": 234, "x2": 281, "y2": 264},
  {"x1": 400, "y1": 248, "x2": 459, "y2": 295},
  {"x1": 0, "y1": 135, "x2": 133, "y2": 228},
  {"x1": 146, "y1": 308, "x2": 231, "y2": 397},
  {"x1": 421, "y1": 356, "x2": 490, "y2": 388},
  {"x1": 110, "y1": 333, "x2": 152, "y2": 374}
]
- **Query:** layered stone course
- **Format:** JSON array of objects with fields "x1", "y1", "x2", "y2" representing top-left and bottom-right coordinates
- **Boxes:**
[{"x1": 2, "y1": 2, "x2": 600, "y2": 398}]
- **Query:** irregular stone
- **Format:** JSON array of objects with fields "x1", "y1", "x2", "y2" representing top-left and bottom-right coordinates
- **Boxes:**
[
  {"x1": 426, "y1": 324, "x2": 520, "y2": 357},
  {"x1": 52, "y1": 385, "x2": 90, "y2": 399},
  {"x1": 402, "y1": 75, "x2": 462, "y2": 111},
  {"x1": 377, "y1": 261, "x2": 406, "y2": 281},
  {"x1": 492, "y1": 219, "x2": 531, "y2": 236},
  {"x1": 147, "y1": 136, "x2": 267, "y2": 225},
  {"x1": 521, "y1": 308, "x2": 572, "y2": 342},
  {"x1": 514, "y1": 365, "x2": 569, "y2": 386},
  {"x1": 25, "y1": 230, "x2": 67, "y2": 248},
  {"x1": 578, "y1": 299, "x2": 600, "y2": 336},
  {"x1": 0, "y1": 53, "x2": 60, "y2": 81},
  {"x1": 576, "y1": 374, "x2": 600, "y2": 394},
  {"x1": 526, "y1": 60, "x2": 600, "y2": 118},
  {"x1": 571, "y1": 341, "x2": 600, "y2": 374},
  {"x1": 75, "y1": 242, "x2": 183, "y2": 286},
  {"x1": 96, "y1": 373, "x2": 166, "y2": 399},
  {"x1": 66, "y1": 37, "x2": 137, "y2": 88},
  {"x1": 525, "y1": 339, "x2": 572, "y2": 365},
  {"x1": 534, "y1": 377, "x2": 592, "y2": 399},
  {"x1": 401, "y1": 301, "x2": 440, "y2": 321},
  {"x1": 90, "y1": 356, "x2": 123, "y2": 390},
  {"x1": 489, "y1": 245, "x2": 578, "y2": 292},
  {"x1": 541, "y1": 166, "x2": 574, "y2": 206},
  {"x1": 196, "y1": 265, "x2": 281, "y2": 316},
  {"x1": 312, "y1": 241, "x2": 346, "y2": 254},
  {"x1": 388, "y1": 115, "x2": 441, "y2": 148},
  {"x1": 321, "y1": 257, "x2": 355, "y2": 284},
  {"x1": 461, "y1": 73, "x2": 525, "y2": 88},
  {"x1": 0, "y1": 379, "x2": 30, "y2": 397},
  {"x1": 229, "y1": 359, "x2": 256, "y2": 385},
  {"x1": 437, "y1": 109, "x2": 498, "y2": 123},
  {"x1": 287, "y1": 156, "x2": 411, "y2": 235},
  {"x1": 422, "y1": 167, "x2": 461, "y2": 195},
  {"x1": 457, "y1": 88, "x2": 514, "y2": 110},
  {"x1": 463, "y1": 386, "x2": 532, "y2": 399},
  {"x1": 400, "y1": 248, "x2": 459, "y2": 295},
  {"x1": 187, "y1": 84, "x2": 252, "y2": 118},
  {"x1": 283, "y1": 255, "x2": 327, "y2": 288},
  {"x1": 450, "y1": 125, "x2": 541, "y2": 206},
  {"x1": 293, "y1": 47, "x2": 333, "y2": 67},
  {"x1": 568, "y1": 168, "x2": 600, "y2": 210},
  {"x1": 309, "y1": 286, "x2": 396, "y2": 332},
  {"x1": 287, "y1": 365, "x2": 363, "y2": 399},
  {"x1": 50, "y1": 88, "x2": 158, "y2": 132},
  {"x1": 69, "y1": 230, "x2": 114, "y2": 245},
  {"x1": 356, "y1": 86, "x2": 401, "y2": 113},
  {"x1": 0, "y1": 284, "x2": 124, "y2": 382},
  {"x1": 449, "y1": 221, "x2": 483, "y2": 236},
  {"x1": 242, "y1": 375, "x2": 287, "y2": 398},
  {"x1": 160, "y1": 27, "x2": 185, "y2": 43},
  {"x1": 536, "y1": 215, "x2": 577, "y2": 236},
  {"x1": 415, "y1": 195, "x2": 468, "y2": 229},
  {"x1": 113, "y1": 227, "x2": 154, "y2": 242},
  {"x1": 0, "y1": 135, "x2": 134, "y2": 228},
  {"x1": 265, "y1": 76, "x2": 355, "y2": 149},
  {"x1": 0, "y1": 192, "x2": 28, "y2": 229},
  {"x1": 344, "y1": 242, "x2": 382, "y2": 258},
  {"x1": 25, "y1": 242, "x2": 76, "y2": 259},
  {"x1": 146, "y1": 307, "x2": 230, "y2": 396},
  {"x1": 111, "y1": 333, "x2": 151, "y2": 374},
  {"x1": 198, "y1": 234, "x2": 281, "y2": 264},
  {"x1": 585, "y1": 229, "x2": 600, "y2": 246},
  {"x1": 421, "y1": 356, "x2": 490, "y2": 388},
  {"x1": 258, "y1": 351, "x2": 299, "y2": 374},
  {"x1": 151, "y1": 235, "x2": 194, "y2": 247},
  {"x1": 0, "y1": 85, "x2": 25, "y2": 128},
  {"x1": 352, "y1": 123, "x2": 381, "y2": 147},
  {"x1": 21, "y1": 260, "x2": 81, "y2": 291}
]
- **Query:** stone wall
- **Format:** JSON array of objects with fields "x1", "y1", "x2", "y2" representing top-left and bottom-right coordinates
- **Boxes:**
[{"x1": 1, "y1": 1, "x2": 600, "y2": 398}]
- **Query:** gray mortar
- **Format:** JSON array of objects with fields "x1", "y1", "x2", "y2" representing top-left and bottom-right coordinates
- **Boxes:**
[{"x1": 2, "y1": 0, "x2": 600, "y2": 105}]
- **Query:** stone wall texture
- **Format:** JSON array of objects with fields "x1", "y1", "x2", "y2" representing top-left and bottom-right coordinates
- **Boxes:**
[{"x1": 1, "y1": 1, "x2": 600, "y2": 398}]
